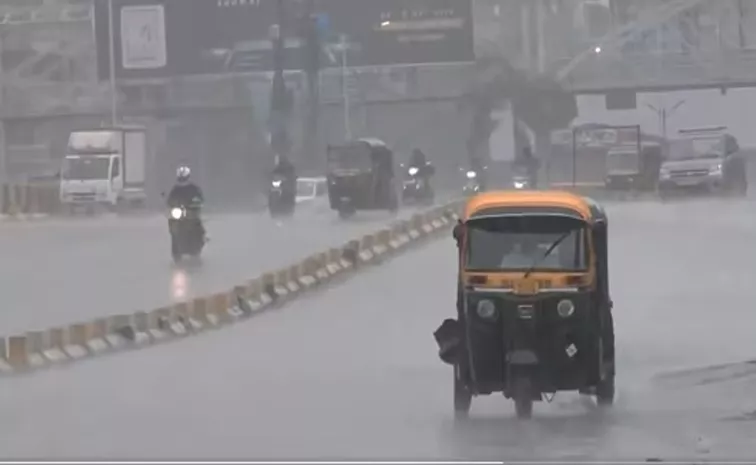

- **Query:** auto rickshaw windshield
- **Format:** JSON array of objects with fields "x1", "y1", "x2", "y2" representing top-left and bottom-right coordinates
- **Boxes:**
[
  {"x1": 327, "y1": 143, "x2": 373, "y2": 171},
  {"x1": 464, "y1": 216, "x2": 589, "y2": 272}
]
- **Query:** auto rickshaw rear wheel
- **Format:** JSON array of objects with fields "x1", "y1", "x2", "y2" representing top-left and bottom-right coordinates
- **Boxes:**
[
  {"x1": 512, "y1": 375, "x2": 534, "y2": 419},
  {"x1": 453, "y1": 364, "x2": 472, "y2": 419},
  {"x1": 338, "y1": 207, "x2": 355, "y2": 219},
  {"x1": 595, "y1": 373, "x2": 615, "y2": 406}
]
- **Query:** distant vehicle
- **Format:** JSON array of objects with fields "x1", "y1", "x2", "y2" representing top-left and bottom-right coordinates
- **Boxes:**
[
  {"x1": 605, "y1": 141, "x2": 665, "y2": 193},
  {"x1": 400, "y1": 163, "x2": 435, "y2": 205},
  {"x1": 658, "y1": 127, "x2": 748, "y2": 199},
  {"x1": 59, "y1": 126, "x2": 148, "y2": 213},
  {"x1": 326, "y1": 138, "x2": 400, "y2": 219},
  {"x1": 268, "y1": 173, "x2": 295, "y2": 218},
  {"x1": 295, "y1": 176, "x2": 329, "y2": 212},
  {"x1": 167, "y1": 197, "x2": 205, "y2": 264}
]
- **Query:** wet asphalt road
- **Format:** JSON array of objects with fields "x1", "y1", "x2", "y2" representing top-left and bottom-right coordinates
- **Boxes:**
[
  {"x1": 0, "y1": 203, "x2": 433, "y2": 335},
  {"x1": 2, "y1": 197, "x2": 756, "y2": 460}
]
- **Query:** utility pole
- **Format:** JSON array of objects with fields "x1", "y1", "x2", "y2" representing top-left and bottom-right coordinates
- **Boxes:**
[
  {"x1": 269, "y1": 0, "x2": 291, "y2": 159},
  {"x1": 302, "y1": 0, "x2": 320, "y2": 165},
  {"x1": 108, "y1": 0, "x2": 118, "y2": 126},
  {"x1": 0, "y1": 32, "x2": 6, "y2": 206},
  {"x1": 339, "y1": 34, "x2": 351, "y2": 140}
]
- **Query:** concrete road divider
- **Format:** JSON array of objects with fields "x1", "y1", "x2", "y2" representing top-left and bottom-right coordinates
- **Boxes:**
[{"x1": 0, "y1": 200, "x2": 464, "y2": 376}]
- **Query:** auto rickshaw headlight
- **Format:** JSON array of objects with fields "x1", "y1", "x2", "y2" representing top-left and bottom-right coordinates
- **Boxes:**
[
  {"x1": 557, "y1": 299, "x2": 575, "y2": 318},
  {"x1": 466, "y1": 170, "x2": 477, "y2": 179},
  {"x1": 408, "y1": 167, "x2": 419, "y2": 176},
  {"x1": 476, "y1": 299, "x2": 497, "y2": 320}
]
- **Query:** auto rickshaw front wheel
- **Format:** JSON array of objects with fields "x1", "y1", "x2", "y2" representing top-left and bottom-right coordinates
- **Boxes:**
[
  {"x1": 512, "y1": 375, "x2": 534, "y2": 419},
  {"x1": 453, "y1": 364, "x2": 472, "y2": 419}
]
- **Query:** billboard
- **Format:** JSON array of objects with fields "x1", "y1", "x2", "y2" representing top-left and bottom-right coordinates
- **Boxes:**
[{"x1": 93, "y1": 0, "x2": 475, "y2": 80}]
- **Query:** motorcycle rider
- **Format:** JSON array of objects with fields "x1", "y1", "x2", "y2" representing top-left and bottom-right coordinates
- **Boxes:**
[
  {"x1": 468, "y1": 156, "x2": 488, "y2": 191},
  {"x1": 409, "y1": 148, "x2": 434, "y2": 177},
  {"x1": 271, "y1": 153, "x2": 297, "y2": 204},
  {"x1": 514, "y1": 146, "x2": 541, "y2": 188},
  {"x1": 407, "y1": 148, "x2": 435, "y2": 197},
  {"x1": 167, "y1": 165, "x2": 206, "y2": 238}
]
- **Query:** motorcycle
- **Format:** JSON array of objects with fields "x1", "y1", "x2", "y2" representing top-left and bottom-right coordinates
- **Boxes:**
[
  {"x1": 401, "y1": 165, "x2": 435, "y2": 205},
  {"x1": 462, "y1": 168, "x2": 482, "y2": 195},
  {"x1": 512, "y1": 174, "x2": 532, "y2": 190},
  {"x1": 268, "y1": 175, "x2": 295, "y2": 217},
  {"x1": 168, "y1": 199, "x2": 206, "y2": 263}
]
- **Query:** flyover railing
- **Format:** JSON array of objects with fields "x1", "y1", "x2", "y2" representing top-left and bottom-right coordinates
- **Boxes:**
[{"x1": 557, "y1": 48, "x2": 756, "y2": 93}]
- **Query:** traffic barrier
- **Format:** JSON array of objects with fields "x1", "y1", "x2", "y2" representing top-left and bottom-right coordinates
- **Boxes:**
[{"x1": 0, "y1": 199, "x2": 464, "y2": 376}]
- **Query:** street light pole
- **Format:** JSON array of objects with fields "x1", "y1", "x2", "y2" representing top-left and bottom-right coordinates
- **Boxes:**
[
  {"x1": 269, "y1": 0, "x2": 290, "y2": 159},
  {"x1": 302, "y1": 0, "x2": 320, "y2": 165},
  {"x1": 646, "y1": 99, "x2": 686, "y2": 138},
  {"x1": 340, "y1": 34, "x2": 351, "y2": 140},
  {"x1": 108, "y1": 0, "x2": 118, "y2": 126}
]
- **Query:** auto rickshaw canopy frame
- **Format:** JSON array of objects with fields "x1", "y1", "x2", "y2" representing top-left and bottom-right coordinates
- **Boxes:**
[{"x1": 462, "y1": 191, "x2": 607, "y2": 225}]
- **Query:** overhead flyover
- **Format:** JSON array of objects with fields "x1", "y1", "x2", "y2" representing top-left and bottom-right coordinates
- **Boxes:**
[{"x1": 554, "y1": 0, "x2": 756, "y2": 94}]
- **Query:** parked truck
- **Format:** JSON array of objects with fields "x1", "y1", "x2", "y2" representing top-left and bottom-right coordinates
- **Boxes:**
[{"x1": 59, "y1": 126, "x2": 148, "y2": 212}]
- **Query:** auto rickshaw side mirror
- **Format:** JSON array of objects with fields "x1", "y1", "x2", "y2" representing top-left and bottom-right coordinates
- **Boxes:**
[{"x1": 452, "y1": 220, "x2": 465, "y2": 247}]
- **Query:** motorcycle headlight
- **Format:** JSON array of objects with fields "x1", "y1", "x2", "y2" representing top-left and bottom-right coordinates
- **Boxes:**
[
  {"x1": 514, "y1": 181, "x2": 526, "y2": 189},
  {"x1": 476, "y1": 299, "x2": 497, "y2": 320},
  {"x1": 408, "y1": 167, "x2": 419, "y2": 176},
  {"x1": 557, "y1": 299, "x2": 575, "y2": 318},
  {"x1": 170, "y1": 207, "x2": 184, "y2": 220},
  {"x1": 271, "y1": 180, "x2": 282, "y2": 188},
  {"x1": 466, "y1": 171, "x2": 477, "y2": 179}
]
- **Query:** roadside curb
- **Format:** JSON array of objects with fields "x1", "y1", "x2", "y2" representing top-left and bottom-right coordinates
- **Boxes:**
[{"x1": 0, "y1": 199, "x2": 463, "y2": 377}]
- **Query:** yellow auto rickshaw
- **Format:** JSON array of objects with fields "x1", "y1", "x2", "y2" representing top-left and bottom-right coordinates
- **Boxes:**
[{"x1": 433, "y1": 190, "x2": 615, "y2": 419}]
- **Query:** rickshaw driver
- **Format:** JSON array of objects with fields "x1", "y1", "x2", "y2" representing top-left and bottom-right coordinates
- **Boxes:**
[{"x1": 500, "y1": 235, "x2": 562, "y2": 269}]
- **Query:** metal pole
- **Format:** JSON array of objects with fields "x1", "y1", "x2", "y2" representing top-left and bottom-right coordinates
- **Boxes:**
[
  {"x1": 0, "y1": 32, "x2": 6, "y2": 201},
  {"x1": 571, "y1": 127, "x2": 577, "y2": 187},
  {"x1": 535, "y1": 0, "x2": 546, "y2": 73},
  {"x1": 108, "y1": 0, "x2": 118, "y2": 126},
  {"x1": 661, "y1": 108, "x2": 667, "y2": 139},
  {"x1": 303, "y1": 0, "x2": 320, "y2": 168},
  {"x1": 269, "y1": 0, "x2": 289, "y2": 158},
  {"x1": 341, "y1": 35, "x2": 351, "y2": 140},
  {"x1": 635, "y1": 124, "x2": 642, "y2": 174}
]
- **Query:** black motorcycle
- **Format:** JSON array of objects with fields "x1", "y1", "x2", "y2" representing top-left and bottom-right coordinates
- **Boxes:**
[
  {"x1": 168, "y1": 199, "x2": 206, "y2": 263},
  {"x1": 401, "y1": 165, "x2": 434, "y2": 205},
  {"x1": 462, "y1": 168, "x2": 482, "y2": 196},
  {"x1": 512, "y1": 173, "x2": 532, "y2": 190},
  {"x1": 268, "y1": 174, "x2": 295, "y2": 218}
]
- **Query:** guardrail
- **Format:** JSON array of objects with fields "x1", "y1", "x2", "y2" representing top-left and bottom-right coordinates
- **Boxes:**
[{"x1": 0, "y1": 200, "x2": 463, "y2": 375}]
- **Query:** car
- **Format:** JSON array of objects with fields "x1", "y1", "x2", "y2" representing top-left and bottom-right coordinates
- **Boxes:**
[{"x1": 658, "y1": 128, "x2": 748, "y2": 199}]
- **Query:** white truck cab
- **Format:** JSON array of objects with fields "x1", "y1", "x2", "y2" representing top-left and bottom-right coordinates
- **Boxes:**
[{"x1": 59, "y1": 126, "x2": 148, "y2": 210}]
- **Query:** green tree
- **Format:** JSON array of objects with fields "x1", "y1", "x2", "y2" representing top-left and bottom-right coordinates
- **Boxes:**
[{"x1": 463, "y1": 55, "x2": 577, "y2": 160}]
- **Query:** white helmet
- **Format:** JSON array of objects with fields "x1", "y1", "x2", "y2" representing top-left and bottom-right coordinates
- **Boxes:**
[{"x1": 176, "y1": 165, "x2": 191, "y2": 183}]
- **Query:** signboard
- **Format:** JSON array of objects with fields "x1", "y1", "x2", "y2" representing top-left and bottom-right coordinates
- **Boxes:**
[
  {"x1": 93, "y1": 0, "x2": 474, "y2": 81},
  {"x1": 119, "y1": 5, "x2": 167, "y2": 69}
]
